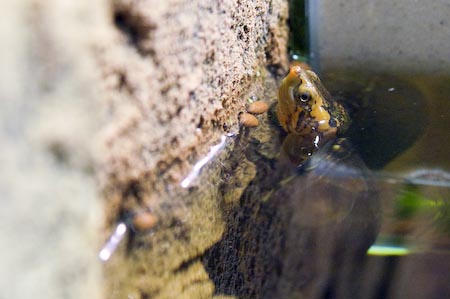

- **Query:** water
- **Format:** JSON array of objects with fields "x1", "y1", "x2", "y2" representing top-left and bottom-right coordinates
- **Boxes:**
[
  {"x1": 201, "y1": 67, "x2": 450, "y2": 298},
  {"x1": 103, "y1": 72, "x2": 450, "y2": 298},
  {"x1": 322, "y1": 71, "x2": 450, "y2": 171},
  {"x1": 323, "y1": 72, "x2": 450, "y2": 298},
  {"x1": 105, "y1": 3, "x2": 450, "y2": 297},
  {"x1": 293, "y1": 4, "x2": 450, "y2": 280}
]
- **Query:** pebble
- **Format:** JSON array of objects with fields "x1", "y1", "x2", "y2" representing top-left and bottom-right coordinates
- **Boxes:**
[
  {"x1": 240, "y1": 112, "x2": 259, "y2": 127},
  {"x1": 132, "y1": 211, "x2": 158, "y2": 231},
  {"x1": 247, "y1": 101, "x2": 269, "y2": 114}
]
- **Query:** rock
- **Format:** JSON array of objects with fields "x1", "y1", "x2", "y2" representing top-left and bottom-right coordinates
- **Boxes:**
[
  {"x1": 0, "y1": 0, "x2": 289, "y2": 298},
  {"x1": 98, "y1": 1, "x2": 289, "y2": 298}
]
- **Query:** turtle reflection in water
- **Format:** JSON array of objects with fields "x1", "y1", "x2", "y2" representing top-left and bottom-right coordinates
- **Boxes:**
[{"x1": 205, "y1": 66, "x2": 381, "y2": 299}]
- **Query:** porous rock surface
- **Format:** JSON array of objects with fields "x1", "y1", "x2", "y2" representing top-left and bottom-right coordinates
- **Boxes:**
[
  {"x1": 0, "y1": 0, "x2": 288, "y2": 298},
  {"x1": 98, "y1": 0, "x2": 288, "y2": 188},
  {"x1": 0, "y1": 1, "x2": 107, "y2": 299},
  {"x1": 97, "y1": 1, "x2": 289, "y2": 299}
]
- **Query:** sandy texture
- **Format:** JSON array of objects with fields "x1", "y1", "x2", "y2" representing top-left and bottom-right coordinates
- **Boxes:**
[
  {"x1": 96, "y1": 0, "x2": 289, "y2": 298},
  {"x1": 0, "y1": 0, "x2": 289, "y2": 298},
  {"x1": 0, "y1": 0, "x2": 108, "y2": 298},
  {"x1": 98, "y1": 0, "x2": 288, "y2": 189}
]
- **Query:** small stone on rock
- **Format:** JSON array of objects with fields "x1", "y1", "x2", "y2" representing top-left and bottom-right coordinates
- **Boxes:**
[
  {"x1": 132, "y1": 211, "x2": 159, "y2": 231},
  {"x1": 247, "y1": 101, "x2": 269, "y2": 114},
  {"x1": 240, "y1": 112, "x2": 259, "y2": 127}
]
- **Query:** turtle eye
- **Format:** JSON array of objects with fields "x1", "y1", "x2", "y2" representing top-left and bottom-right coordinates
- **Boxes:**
[{"x1": 298, "y1": 91, "x2": 311, "y2": 103}]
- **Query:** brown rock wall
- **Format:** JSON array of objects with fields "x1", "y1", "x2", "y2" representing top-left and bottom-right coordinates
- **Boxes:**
[{"x1": 97, "y1": 1, "x2": 289, "y2": 298}]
